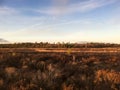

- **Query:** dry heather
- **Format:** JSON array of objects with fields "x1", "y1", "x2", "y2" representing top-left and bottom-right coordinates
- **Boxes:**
[
  {"x1": 95, "y1": 69, "x2": 120, "y2": 84},
  {"x1": 5, "y1": 67, "x2": 16, "y2": 75},
  {"x1": 0, "y1": 51, "x2": 120, "y2": 90},
  {"x1": 94, "y1": 69, "x2": 120, "y2": 90}
]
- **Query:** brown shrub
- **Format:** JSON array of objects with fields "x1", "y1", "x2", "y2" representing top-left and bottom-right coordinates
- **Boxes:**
[
  {"x1": 5, "y1": 67, "x2": 16, "y2": 75},
  {"x1": 0, "y1": 79, "x2": 4, "y2": 86},
  {"x1": 94, "y1": 69, "x2": 120, "y2": 90}
]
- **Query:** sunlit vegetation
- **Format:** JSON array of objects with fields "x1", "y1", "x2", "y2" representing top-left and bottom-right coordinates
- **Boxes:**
[{"x1": 0, "y1": 49, "x2": 120, "y2": 90}]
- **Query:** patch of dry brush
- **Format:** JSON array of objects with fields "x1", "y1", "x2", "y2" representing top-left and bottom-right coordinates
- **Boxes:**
[{"x1": 0, "y1": 52, "x2": 120, "y2": 90}]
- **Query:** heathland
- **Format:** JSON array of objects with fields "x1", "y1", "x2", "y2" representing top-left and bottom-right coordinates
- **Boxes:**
[{"x1": 0, "y1": 43, "x2": 120, "y2": 90}]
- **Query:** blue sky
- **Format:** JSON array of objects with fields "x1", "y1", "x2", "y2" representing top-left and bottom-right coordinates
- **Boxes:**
[{"x1": 0, "y1": 0, "x2": 120, "y2": 43}]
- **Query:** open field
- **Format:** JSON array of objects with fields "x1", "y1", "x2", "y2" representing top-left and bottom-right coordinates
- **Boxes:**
[
  {"x1": 0, "y1": 48, "x2": 120, "y2": 90},
  {"x1": 1, "y1": 48, "x2": 120, "y2": 53}
]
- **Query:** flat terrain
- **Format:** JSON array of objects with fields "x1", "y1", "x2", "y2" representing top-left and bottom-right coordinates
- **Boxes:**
[
  {"x1": 0, "y1": 48, "x2": 120, "y2": 90},
  {"x1": 0, "y1": 48, "x2": 120, "y2": 53}
]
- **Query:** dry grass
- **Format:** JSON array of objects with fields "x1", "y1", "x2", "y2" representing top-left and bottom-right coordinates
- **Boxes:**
[
  {"x1": 5, "y1": 67, "x2": 16, "y2": 75},
  {"x1": 95, "y1": 69, "x2": 120, "y2": 84},
  {"x1": 0, "y1": 79, "x2": 4, "y2": 86},
  {"x1": 94, "y1": 69, "x2": 120, "y2": 90},
  {"x1": 0, "y1": 49, "x2": 119, "y2": 90}
]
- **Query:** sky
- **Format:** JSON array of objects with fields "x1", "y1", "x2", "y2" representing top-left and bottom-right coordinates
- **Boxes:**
[{"x1": 0, "y1": 0, "x2": 120, "y2": 43}]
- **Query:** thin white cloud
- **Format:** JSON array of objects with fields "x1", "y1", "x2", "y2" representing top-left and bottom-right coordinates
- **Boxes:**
[
  {"x1": 0, "y1": 11, "x2": 48, "y2": 32},
  {"x1": 0, "y1": 6, "x2": 18, "y2": 15},
  {"x1": 36, "y1": 0, "x2": 118, "y2": 15},
  {"x1": 0, "y1": 19, "x2": 93, "y2": 42},
  {"x1": 6, "y1": 18, "x2": 92, "y2": 35},
  {"x1": 0, "y1": 0, "x2": 119, "y2": 43}
]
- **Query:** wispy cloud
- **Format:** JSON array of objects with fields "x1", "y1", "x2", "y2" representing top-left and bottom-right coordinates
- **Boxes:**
[
  {"x1": 35, "y1": 0, "x2": 118, "y2": 15},
  {"x1": 0, "y1": 6, "x2": 18, "y2": 15},
  {"x1": 0, "y1": 0, "x2": 119, "y2": 43},
  {"x1": 0, "y1": 18, "x2": 93, "y2": 42}
]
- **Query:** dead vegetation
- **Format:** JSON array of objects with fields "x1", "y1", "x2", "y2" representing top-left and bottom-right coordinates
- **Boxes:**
[{"x1": 0, "y1": 50, "x2": 120, "y2": 90}]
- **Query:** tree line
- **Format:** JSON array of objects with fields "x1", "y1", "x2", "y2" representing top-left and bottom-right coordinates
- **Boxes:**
[{"x1": 0, "y1": 42, "x2": 120, "y2": 48}]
